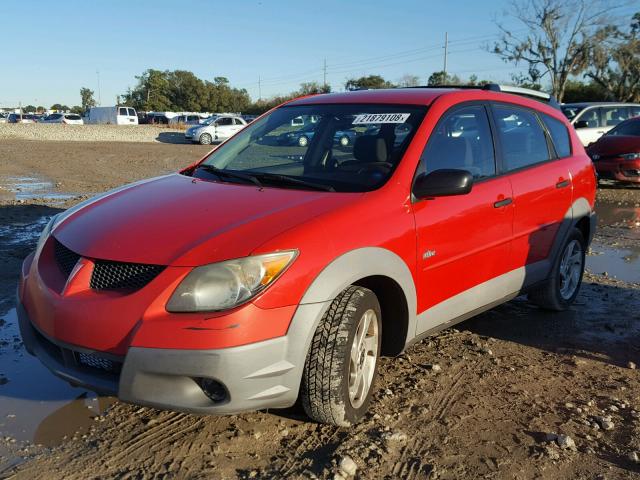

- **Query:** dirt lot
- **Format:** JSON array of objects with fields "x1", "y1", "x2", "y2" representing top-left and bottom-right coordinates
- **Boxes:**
[{"x1": 0, "y1": 139, "x2": 639, "y2": 479}]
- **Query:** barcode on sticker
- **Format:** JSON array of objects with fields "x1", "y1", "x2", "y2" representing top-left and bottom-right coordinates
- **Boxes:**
[{"x1": 352, "y1": 113, "x2": 410, "y2": 125}]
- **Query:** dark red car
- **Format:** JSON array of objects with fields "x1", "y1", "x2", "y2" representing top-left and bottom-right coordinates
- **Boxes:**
[
  {"x1": 587, "y1": 116, "x2": 640, "y2": 184},
  {"x1": 18, "y1": 85, "x2": 596, "y2": 426}
]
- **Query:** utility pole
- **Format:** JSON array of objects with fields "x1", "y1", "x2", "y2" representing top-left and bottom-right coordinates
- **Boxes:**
[
  {"x1": 96, "y1": 70, "x2": 102, "y2": 106},
  {"x1": 258, "y1": 76, "x2": 262, "y2": 101},
  {"x1": 443, "y1": 32, "x2": 449, "y2": 85},
  {"x1": 323, "y1": 58, "x2": 327, "y2": 91}
]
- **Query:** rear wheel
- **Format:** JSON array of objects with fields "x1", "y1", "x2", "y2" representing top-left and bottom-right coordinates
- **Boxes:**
[
  {"x1": 199, "y1": 133, "x2": 212, "y2": 145},
  {"x1": 300, "y1": 286, "x2": 381, "y2": 426},
  {"x1": 528, "y1": 228, "x2": 585, "y2": 310}
]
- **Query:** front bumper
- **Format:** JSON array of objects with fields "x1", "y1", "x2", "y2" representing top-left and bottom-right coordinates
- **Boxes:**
[
  {"x1": 17, "y1": 296, "x2": 329, "y2": 414},
  {"x1": 595, "y1": 159, "x2": 640, "y2": 183}
]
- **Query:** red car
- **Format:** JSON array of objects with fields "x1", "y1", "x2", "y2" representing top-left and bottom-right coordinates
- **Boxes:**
[
  {"x1": 586, "y1": 116, "x2": 640, "y2": 184},
  {"x1": 17, "y1": 85, "x2": 596, "y2": 426}
]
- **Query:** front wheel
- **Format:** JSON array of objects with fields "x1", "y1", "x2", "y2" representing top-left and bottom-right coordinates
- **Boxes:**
[
  {"x1": 300, "y1": 286, "x2": 381, "y2": 426},
  {"x1": 528, "y1": 228, "x2": 586, "y2": 310},
  {"x1": 199, "y1": 133, "x2": 212, "y2": 145}
]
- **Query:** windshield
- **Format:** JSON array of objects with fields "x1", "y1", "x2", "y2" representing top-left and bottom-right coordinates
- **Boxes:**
[
  {"x1": 191, "y1": 104, "x2": 427, "y2": 192},
  {"x1": 561, "y1": 105, "x2": 584, "y2": 121},
  {"x1": 202, "y1": 116, "x2": 219, "y2": 125},
  {"x1": 606, "y1": 120, "x2": 640, "y2": 137}
]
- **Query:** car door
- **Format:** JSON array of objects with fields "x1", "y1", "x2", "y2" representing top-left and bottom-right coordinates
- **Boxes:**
[
  {"x1": 573, "y1": 107, "x2": 603, "y2": 146},
  {"x1": 214, "y1": 117, "x2": 234, "y2": 138},
  {"x1": 490, "y1": 103, "x2": 573, "y2": 284},
  {"x1": 412, "y1": 103, "x2": 514, "y2": 334}
]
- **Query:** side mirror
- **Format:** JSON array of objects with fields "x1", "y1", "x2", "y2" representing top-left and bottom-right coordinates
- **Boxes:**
[
  {"x1": 574, "y1": 120, "x2": 589, "y2": 129},
  {"x1": 413, "y1": 169, "x2": 473, "y2": 199}
]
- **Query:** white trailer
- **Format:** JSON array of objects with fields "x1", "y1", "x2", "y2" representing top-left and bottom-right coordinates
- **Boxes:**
[{"x1": 86, "y1": 106, "x2": 138, "y2": 125}]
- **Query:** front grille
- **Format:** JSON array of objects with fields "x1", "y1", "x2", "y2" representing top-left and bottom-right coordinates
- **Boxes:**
[
  {"x1": 54, "y1": 239, "x2": 81, "y2": 277},
  {"x1": 76, "y1": 352, "x2": 122, "y2": 374},
  {"x1": 90, "y1": 260, "x2": 165, "y2": 292}
]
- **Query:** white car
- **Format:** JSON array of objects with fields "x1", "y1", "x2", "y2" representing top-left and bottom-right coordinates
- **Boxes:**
[
  {"x1": 185, "y1": 115, "x2": 247, "y2": 145},
  {"x1": 562, "y1": 102, "x2": 640, "y2": 146},
  {"x1": 169, "y1": 114, "x2": 206, "y2": 126},
  {"x1": 39, "y1": 113, "x2": 84, "y2": 125}
]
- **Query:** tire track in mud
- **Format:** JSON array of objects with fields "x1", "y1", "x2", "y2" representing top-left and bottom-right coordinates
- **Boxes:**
[{"x1": 386, "y1": 355, "x2": 479, "y2": 480}]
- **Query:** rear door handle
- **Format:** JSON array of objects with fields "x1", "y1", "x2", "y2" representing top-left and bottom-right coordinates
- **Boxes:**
[
  {"x1": 556, "y1": 180, "x2": 570, "y2": 188},
  {"x1": 494, "y1": 198, "x2": 512, "y2": 208}
]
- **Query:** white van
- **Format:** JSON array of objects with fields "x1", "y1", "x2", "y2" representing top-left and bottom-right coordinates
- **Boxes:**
[{"x1": 86, "y1": 106, "x2": 139, "y2": 125}]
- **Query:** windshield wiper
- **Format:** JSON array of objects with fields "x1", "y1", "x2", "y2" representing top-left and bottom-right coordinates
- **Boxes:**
[
  {"x1": 197, "y1": 164, "x2": 263, "y2": 189},
  {"x1": 250, "y1": 172, "x2": 335, "y2": 192}
]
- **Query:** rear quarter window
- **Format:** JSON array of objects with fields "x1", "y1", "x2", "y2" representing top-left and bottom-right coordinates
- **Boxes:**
[{"x1": 541, "y1": 114, "x2": 571, "y2": 158}]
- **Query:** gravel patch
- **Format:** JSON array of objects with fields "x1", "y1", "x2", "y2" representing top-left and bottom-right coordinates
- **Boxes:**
[{"x1": 0, "y1": 124, "x2": 188, "y2": 144}]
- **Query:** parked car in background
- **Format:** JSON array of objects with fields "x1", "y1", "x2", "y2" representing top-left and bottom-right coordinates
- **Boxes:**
[
  {"x1": 86, "y1": 106, "x2": 138, "y2": 125},
  {"x1": 39, "y1": 113, "x2": 84, "y2": 125},
  {"x1": 185, "y1": 115, "x2": 247, "y2": 144},
  {"x1": 147, "y1": 112, "x2": 171, "y2": 124},
  {"x1": 587, "y1": 116, "x2": 640, "y2": 184},
  {"x1": 19, "y1": 85, "x2": 595, "y2": 426},
  {"x1": 276, "y1": 122, "x2": 358, "y2": 147},
  {"x1": 7, "y1": 113, "x2": 37, "y2": 123},
  {"x1": 169, "y1": 114, "x2": 205, "y2": 126},
  {"x1": 0, "y1": 113, "x2": 7, "y2": 123},
  {"x1": 561, "y1": 102, "x2": 640, "y2": 146}
]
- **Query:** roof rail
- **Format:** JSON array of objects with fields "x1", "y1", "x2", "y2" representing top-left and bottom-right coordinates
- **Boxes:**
[{"x1": 403, "y1": 83, "x2": 560, "y2": 109}]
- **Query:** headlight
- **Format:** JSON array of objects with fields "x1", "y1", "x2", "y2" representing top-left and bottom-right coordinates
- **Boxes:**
[
  {"x1": 620, "y1": 153, "x2": 640, "y2": 160},
  {"x1": 166, "y1": 250, "x2": 297, "y2": 312},
  {"x1": 35, "y1": 214, "x2": 59, "y2": 257}
]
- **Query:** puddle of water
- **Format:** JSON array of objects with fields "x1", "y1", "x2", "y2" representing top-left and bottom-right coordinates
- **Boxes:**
[
  {"x1": 0, "y1": 308, "x2": 115, "y2": 447},
  {"x1": 0, "y1": 216, "x2": 50, "y2": 246},
  {"x1": 587, "y1": 245, "x2": 640, "y2": 283},
  {"x1": 595, "y1": 201, "x2": 640, "y2": 235},
  {"x1": 0, "y1": 176, "x2": 75, "y2": 205}
]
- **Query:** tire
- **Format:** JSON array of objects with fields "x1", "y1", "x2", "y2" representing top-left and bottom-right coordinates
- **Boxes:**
[
  {"x1": 339, "y1": 135, "x2": 349, "y2": 147},
  {"x1": 300, "y1": 286, "x2": 382, "y2": 426},
  {"x1": 199, "y1": 133, "x2": 212, "y2": 145},
  {"x1": 298, "y1": 136, "x2": 309, "y2": 147},
  {"x1": 528, "y1": 228, "x2": 586, "y2": 311}
]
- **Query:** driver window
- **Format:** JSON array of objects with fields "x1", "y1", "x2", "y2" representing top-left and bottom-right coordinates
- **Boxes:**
[{"x1": 417, "y1": 105, "x2": 496, "y2": 180}]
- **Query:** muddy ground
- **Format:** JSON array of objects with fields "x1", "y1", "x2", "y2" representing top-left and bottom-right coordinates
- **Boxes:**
[{"x1": 0, "y1": 139, "x2": 639, "y2": 479}]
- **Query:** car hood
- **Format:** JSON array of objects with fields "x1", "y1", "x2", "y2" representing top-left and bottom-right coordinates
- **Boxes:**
[
  {"x1": 587, "y1": 135, "x2": 640, "y2": 156},
  {"x1": 53, "y1": 173, "x2": 359, "y2": 266}
]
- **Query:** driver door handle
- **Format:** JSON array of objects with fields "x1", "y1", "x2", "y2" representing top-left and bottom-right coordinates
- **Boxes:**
[{"x1": 494, "y1": 197, "x2": 512, "y2": 208}]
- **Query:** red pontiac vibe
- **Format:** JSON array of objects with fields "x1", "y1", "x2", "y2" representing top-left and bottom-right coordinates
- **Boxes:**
[
  {"x1": 586, "y1": 116, "x2": 640, "y2": 184},
  {"x1": 17, "y1": 85, "x2": 596, "y2": 426}
]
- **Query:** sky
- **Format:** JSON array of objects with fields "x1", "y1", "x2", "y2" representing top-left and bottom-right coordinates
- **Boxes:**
[{"x1": 0, "y1": 0, "x2": 635, "y2": 108}]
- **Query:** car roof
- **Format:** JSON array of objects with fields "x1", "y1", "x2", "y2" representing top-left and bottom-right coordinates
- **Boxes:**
[
  {"x1": 288, "y1": 88, "x2": 450, "y2": 106},
  {"x1": 562, "y1": 102, "x2": 640, "y2": 107}
]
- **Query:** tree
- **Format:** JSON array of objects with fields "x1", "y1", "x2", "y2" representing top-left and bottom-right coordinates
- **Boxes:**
[
  {"x1": 23, "y1": 105, "x2": 36, "y2": 113},
  {"x1": 80, "y1": 87, "x2": 96, "y2": 110},
  {"x1": 427, "y1": 71, "x2": 461, "y2": 86},
  {"x1": 345, "y1": 75, "x2": 394, "y2": 90},
  {"x1": 297, "y1": 82, "x2": 331, "y2": 95},
  {"x1": 36, "y1": 106, "x2": 44, "y2": 113},
  {"x1": 397, "y1": 74, "x2": 421, "y2": 87},
  {"x1": 586, "y1": 12, "x2": 640, "y2": 101},
  {"x1": 491, "y1": 0, "x2": 615, "y2": 102},
  {"x1": 50, "y1": 104, "x2": 69, "y2": 111},
  {"x1": 562, "y1": 79, "x2": 608, "y2": 102},
  {"x1": 70, "y1": 105, "x2": 84, "y2": 114}
]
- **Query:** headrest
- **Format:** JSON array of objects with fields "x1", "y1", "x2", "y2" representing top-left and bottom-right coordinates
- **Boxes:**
[{"x1": 353, "y1": 136, "x2": 388, "y2": 163}]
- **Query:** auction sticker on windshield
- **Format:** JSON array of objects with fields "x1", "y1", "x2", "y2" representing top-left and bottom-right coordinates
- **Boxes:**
[{"x1": 352, "y1": 113, "x2": 410, "y2": 124}]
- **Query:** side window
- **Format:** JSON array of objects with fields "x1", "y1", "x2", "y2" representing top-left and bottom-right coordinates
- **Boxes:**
[
  {"x1": 418, "y1": 105, "x2": 496, "y2": 180},
  {"x1": 217, "y1": 117, "x2": 233, "y2": 126},
  {"x1": 576, "y1": 109, "x2": 599, "y2": 128},
  {"x1": 118, "y1": 107, "x2": 128, "y2": 116},
  {"x1": 630, "y1": 106, "x2": 640, "y2": 117},
  {"x1": 540, "y1": 114, "x2": 571, "y2": 158},
  {"x1": 127, "y1": 108, "x2": 136, "y2": 117},
  {"x1": 233, "y1": 118, "x2": 244, "y2": 125},
  {"x1": 492, "y1": 105, "x2": 550, "y2": 171},
  {"x1": 601, "y1": 107, "x2": 629, "y2": 127}
]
